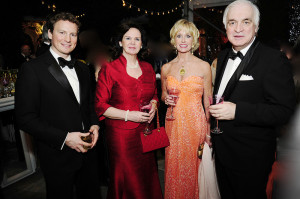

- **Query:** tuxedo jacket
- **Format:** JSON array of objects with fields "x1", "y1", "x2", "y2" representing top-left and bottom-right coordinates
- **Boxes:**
[
  {"x1": 15, "y1": 50, "x2": 98, "y2": 172},
  {"x1": 36, "y1": 42, "x2": 50, "y2": 57},
  {"x1": 213, "y1": 40, "x2": 296, "y2": 170}
]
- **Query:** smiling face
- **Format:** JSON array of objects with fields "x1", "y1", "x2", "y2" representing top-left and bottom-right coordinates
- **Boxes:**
[
  {"x1": 48, "y1": 20, "x2": 78, "y2": 58},
  {"x1": 119, "y1": 28, "x2": 142, "y2": 56},
  {"x1": 174, "y1": 29, "x2": 193, "y2": 53},
  {"x1": 226, "y1": 3, "x2": 258, "y2": 51}
]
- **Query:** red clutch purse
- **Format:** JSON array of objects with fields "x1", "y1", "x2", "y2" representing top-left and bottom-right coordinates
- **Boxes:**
[{"x1": 140, "y1": 108, "x2": 170, "y2": 153}]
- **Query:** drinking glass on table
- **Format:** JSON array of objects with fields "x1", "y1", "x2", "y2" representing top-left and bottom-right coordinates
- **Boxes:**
[
  {"x1": 140, "y1": 101, "x2": 152, "y2": 135},
  {"x1": 166, "y1": 87, "x2": 180, "y2": 121},
  {"x1": 209, "y1": 95, "x2": 224, "y2": 134}
]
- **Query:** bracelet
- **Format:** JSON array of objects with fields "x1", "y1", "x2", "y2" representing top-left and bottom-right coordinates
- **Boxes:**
[
  {"x1": 125, "y1": 110, "x2": 129, "y2": 122},
  {"x1": 206, "y1": 134, "x2": 211, "y2": 138}
]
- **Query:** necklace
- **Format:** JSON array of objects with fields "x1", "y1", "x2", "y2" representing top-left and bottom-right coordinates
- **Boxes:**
[
  {"x1": 179, "y1": 65, "x2": 186, "y2": 76},
  {"x1": 127, "y1": 61, "x2": 139, "y2": 69}
]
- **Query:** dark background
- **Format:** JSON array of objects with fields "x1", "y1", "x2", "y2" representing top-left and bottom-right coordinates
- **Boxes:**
[{"x1": 0, "y1": 0, "x2": 294, "y2": 66}]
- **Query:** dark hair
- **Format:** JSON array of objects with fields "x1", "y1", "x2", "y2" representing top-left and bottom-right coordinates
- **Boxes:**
[
  {"x1": 47, "y1": 12, "x2": 81, "y2": 33},
  {"x1": 111, "y1": 19, "x2": 148, "y2": 59}
]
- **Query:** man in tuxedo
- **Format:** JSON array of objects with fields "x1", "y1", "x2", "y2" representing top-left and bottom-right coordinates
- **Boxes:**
[
  {"x1": 15, "y1": 12, "x2": 100, "y2": 199},
  {"x1": 209, "y1": 0, "x2": 296, "y2": 198}
]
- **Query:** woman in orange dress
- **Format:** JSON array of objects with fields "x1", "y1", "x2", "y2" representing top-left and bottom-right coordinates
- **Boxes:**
[{"x1": 161, "y1": 19, "x2": 212, "y2": 199}]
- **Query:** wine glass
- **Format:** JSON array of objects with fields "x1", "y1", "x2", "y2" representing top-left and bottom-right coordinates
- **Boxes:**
[
  {"x1": 166, "y1": 87, "x2": 180, "y2": 121},
  {"x1": 209, "y1": 95, "x2": 224, "y2": 134},
  {"x1": 140, "y1": 101, "x2": 152, "y2": 135}
]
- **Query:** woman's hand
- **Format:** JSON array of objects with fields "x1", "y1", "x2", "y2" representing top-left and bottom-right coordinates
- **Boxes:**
[
  {"x1": 127, "y1": 111, "x2": 150, "y2": 123},
  {"x1": 164, "y1": 95, "x2": 175, "y2": 106},
  {"x1": 148, "y1": 102, "x2": 157, "y2": 123}
]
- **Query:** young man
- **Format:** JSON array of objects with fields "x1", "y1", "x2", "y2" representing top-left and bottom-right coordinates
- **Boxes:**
[{"x1": 15, "y1": 12, "x2": 100, "y2": 199}]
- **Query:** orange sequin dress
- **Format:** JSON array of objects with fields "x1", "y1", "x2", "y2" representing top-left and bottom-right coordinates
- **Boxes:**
[{"x1": 164, "y1": 75, "x2": 208, "y2": 199}]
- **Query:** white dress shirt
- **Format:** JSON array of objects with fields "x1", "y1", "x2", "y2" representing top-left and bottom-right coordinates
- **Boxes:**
[
  {"x1": 217, "y1": 38, "x2": 256, "y2": 97},
  {"x1": 50, "y1": 47, "x2": 80, "y2": 149},
  {"x1": 50, "y1": 47, "x2": 80, "y2": 103}
]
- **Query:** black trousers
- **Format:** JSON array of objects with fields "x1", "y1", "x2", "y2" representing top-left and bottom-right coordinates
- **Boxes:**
[
  {"x1": 215, "y1": 156, "x2": 273, "y2": 199},
  {"x1": 42, "y1": 149, "x2": 100, "y2": 199}
]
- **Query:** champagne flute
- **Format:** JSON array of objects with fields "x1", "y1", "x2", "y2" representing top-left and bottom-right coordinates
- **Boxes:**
[
  {"x1": 209, "y1": 95, "x2": 224, "y2": 134},
  {"x1": 166, "y1": 87, "x2": 180, "y2": 121},
  {"x1": 140, "y1": 101, "x2": 152, "y2": 135}
]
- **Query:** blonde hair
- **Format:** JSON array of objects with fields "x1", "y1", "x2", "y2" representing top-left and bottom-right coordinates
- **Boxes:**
[{"x1": 170, "y1": 19, "x2": 200, "y2": 52}]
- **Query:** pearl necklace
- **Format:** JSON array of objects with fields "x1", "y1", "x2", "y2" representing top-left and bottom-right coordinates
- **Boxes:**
[{"x1": 127, "y1": 61, "x2": 139, "y2": 69}]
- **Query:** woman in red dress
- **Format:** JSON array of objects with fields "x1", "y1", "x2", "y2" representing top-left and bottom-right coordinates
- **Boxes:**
[{"x1": 94, "y1": 20, "x2": 163, "y2": 199}]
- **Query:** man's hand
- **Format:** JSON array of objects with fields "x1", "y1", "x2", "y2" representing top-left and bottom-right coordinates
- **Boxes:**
[
  {"x1": 89, "y1": 125, "x2": 99, "y2": 148},
  {"x1": 209, "y1": 101, "x2": 236, "y2": 120},
  {"x1": 65, "y1": 132, "x2": 92, "y2": 153}
]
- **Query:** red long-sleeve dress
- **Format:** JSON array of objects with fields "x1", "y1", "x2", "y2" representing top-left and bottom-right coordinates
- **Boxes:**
[{"x1": 95, "y1": 54, "x2": 163, "y2": 199}]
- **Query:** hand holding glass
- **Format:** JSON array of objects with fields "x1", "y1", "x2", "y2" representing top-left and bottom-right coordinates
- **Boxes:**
[
  {"x1": 140, "y1": 102, "x2": 152, "y2": 135},
  {"x1": 209, "y1": 95, "x2": 224, "y2": 134},
  {"x1": 166, "y1": 87, "x2": 180, "y2": 121},
  {"x1": 81, "y1": 132, "x2": 93, "y2": 150}
]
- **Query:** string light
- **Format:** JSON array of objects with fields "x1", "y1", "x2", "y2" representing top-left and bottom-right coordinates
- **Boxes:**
[
  {"x1": 40, "y1": 0, "x2": 86, "y2": 18},
  {"x1": 122, "y1": 0, "x2": 184, "y2": 16},
  {"x1": 289, "y1": 0, "x2": 300, "y2": 43}
]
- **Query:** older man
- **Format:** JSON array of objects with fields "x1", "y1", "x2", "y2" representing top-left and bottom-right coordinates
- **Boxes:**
[{"x1": 209, "y1": 0, "x2": 296, "y2": 198}]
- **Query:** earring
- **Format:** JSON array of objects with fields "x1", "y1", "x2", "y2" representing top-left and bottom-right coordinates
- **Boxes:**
[
  {"x1": 141, "y1": 46, "x2": 143, "y2": 49},
  {"x1": 119, "y1": 43, "x2": 122, "y2": 47},
  {"x1": 174, "y1": 45, "x2": 177, "y2": 54},
  {"x1": 191, "y1": 45, "x2": 194, "y2": 55}
]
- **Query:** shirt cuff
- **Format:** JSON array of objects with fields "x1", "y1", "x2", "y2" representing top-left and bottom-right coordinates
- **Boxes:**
[{"x1": 60, "y1": 132, "x2": 69, "y2": 150}]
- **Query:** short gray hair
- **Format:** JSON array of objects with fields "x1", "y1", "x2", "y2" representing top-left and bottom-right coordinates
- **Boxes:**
[{"x1": 223, "y1": 0, "x2": 260, "y2": 29}]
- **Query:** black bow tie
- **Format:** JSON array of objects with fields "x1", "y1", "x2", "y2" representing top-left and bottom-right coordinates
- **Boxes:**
[
  {"x1": 58, "y1": 57, "x2": 76, "y2": 69},
  {"x1": 228, "y1": 50, "x2": 244, "y2": 60}
]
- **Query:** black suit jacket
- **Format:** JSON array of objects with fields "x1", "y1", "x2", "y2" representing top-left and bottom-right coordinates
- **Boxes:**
[
  {"x1": 213, "y1": 40, "x2": 296, "y2": 171},
  {"x1": 15, "y1": 51, "x2": 98, "y2": 172},
  {"x1": 36, "y1": 42, "x2": 50, "y2": 57}
]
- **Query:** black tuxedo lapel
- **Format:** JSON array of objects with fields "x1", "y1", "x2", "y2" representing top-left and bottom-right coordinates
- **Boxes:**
[
  {"x1": 73, "y1": 61, "x2": 85, "y2": 106},
  {"x1": 222, "y1": 40, "x2": 260, "y2": 100},
  {"x1": 213, "y1": 49, "x2": 231, "y2": 95},
  {"x1": 221, "y1": 39, "x2": 260, "y2": 100},
  {"x1": 48, "y1": 62, "x2": 79, "y2": 104}
]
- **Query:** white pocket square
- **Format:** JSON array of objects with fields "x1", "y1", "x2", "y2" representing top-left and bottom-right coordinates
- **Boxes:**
[{"x1": 239, "y1": 74, "x2": 254, "y2": 81}]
